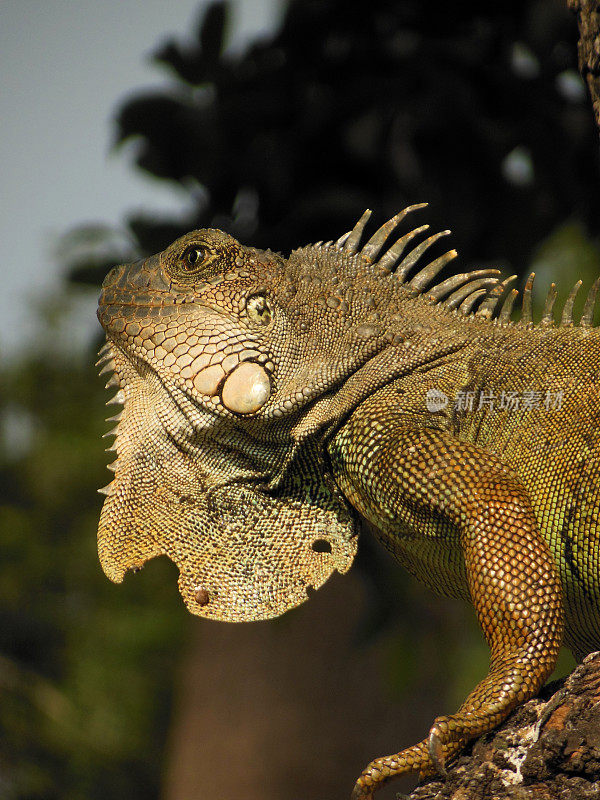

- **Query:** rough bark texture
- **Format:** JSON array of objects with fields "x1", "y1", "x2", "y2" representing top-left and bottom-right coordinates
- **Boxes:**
[
  {"x1": 569, "y1": 0, "x2": 600, "y2": 132},
  {"x1": 401, "y1": 652, "x2": 600, "y2": 800}
]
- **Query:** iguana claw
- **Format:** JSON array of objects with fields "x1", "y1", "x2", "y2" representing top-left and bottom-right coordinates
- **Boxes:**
[{"x1": 427, "y1": 727, "x2": 448, "y2": 778}]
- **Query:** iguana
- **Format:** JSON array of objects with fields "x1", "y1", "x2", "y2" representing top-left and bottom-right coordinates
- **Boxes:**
[{"x1": 96, "y1": 206, "x2": 600, "y2": 799}]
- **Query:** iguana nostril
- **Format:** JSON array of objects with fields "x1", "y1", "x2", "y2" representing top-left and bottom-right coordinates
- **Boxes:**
[{"x1": 221, "y1": 361, "x2": 271, "y2": 413}]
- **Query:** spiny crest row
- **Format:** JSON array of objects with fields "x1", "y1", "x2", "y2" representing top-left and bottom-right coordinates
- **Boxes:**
[{"x1": 318, "y1": 205, "x2": 599, "y2": 328}]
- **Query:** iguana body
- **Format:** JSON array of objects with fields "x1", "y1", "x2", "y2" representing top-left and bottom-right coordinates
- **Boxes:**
[{"x1": 96, "y1": 207, "x2": 600, "y2": 798}]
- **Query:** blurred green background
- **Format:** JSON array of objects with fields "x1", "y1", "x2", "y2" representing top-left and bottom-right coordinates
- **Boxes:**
[{"x1": 1, "y1": 1, "x2": 598, "y2": 798}]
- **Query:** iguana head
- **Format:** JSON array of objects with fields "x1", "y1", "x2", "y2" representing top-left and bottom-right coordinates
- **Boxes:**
[{"x1": 96, "y1": 206, "x2": 499, "y2": 620}]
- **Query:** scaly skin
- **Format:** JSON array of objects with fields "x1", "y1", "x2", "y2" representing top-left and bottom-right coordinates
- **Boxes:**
[{"x1": 96, "y1": 207, "x2": 600, "y2": 798}]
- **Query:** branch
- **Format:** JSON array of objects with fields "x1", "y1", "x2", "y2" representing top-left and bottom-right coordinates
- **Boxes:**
[
  {"x1": 402, "y1": 652, "x2": 600, "y2": 799},
  {"x1": 569, "y1": 0, "x2": 600, "y2": 133}
]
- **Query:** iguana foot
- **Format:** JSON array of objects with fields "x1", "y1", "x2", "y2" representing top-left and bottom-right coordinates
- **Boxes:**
[{"x1": 350, "y1": 736, "x2": 458, "y2": 799}]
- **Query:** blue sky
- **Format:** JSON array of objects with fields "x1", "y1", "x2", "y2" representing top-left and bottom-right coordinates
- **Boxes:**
[{"x1": 1, "y1": 0, "x2": 279, "y2": 359}]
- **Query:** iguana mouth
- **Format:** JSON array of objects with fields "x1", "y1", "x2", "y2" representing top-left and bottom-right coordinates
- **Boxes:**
[{"x1": 98, "y1": 264, "x2": 280, "y2": 416}]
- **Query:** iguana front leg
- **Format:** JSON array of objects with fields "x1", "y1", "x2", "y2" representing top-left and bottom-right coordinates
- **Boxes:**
[{"x1": 330, "y1": 424, "x2": 564, "y2": 799}]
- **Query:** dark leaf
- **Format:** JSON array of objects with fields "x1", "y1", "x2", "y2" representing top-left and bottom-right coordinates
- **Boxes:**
[{"x1": 197, "y1": 2, "x2": 227, "y2": 67}]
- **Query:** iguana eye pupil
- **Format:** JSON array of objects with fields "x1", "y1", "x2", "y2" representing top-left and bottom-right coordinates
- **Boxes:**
[{"x1": 183, "y1": 247, "x2": 205, "y2": 268}]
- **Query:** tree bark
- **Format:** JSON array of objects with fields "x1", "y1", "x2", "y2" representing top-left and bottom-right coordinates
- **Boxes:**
[
  {"x1": 402, "y1": 652, "x2": 600, "y2": 800},
  {"x1": 569, "y1": 0, "x2": 600, "y2": 133}
]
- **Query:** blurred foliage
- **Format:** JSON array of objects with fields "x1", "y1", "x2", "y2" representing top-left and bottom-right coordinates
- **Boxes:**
[
  {"x1": 0, "y1": 357, "x2": 186, "y2": 799},
  {"x1": 3, "y1": 0, "x2": 600, "y2": 797},
  {"x1": 530, "y1": 220, "x2": 600, "y2": 322},
  {"x1": 68, "y1": 0, "x2": 599, "y2": 289}
]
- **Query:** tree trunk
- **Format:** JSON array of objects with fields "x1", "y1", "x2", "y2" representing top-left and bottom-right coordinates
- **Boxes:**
[{"x1": 403, "y1": 652, "x2": 600, "y2": 800}]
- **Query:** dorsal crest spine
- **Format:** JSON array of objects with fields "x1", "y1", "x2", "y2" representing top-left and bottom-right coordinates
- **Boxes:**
[{"x1": 319, "y1": 207, "x2": 599, "y2": 328}]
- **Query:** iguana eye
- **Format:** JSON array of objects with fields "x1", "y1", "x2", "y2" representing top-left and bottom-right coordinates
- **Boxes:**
[
  {"x1": 181, "y1": 246, "x2": 206, "y2": 270},
  {"x1": 246, "y1": 294, "x2": 272, "y2": 326}
]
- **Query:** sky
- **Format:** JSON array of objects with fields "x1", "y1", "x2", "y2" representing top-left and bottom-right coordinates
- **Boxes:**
[{"x1": 0, "y1": 0, "x2": 280, "y2": 360}]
